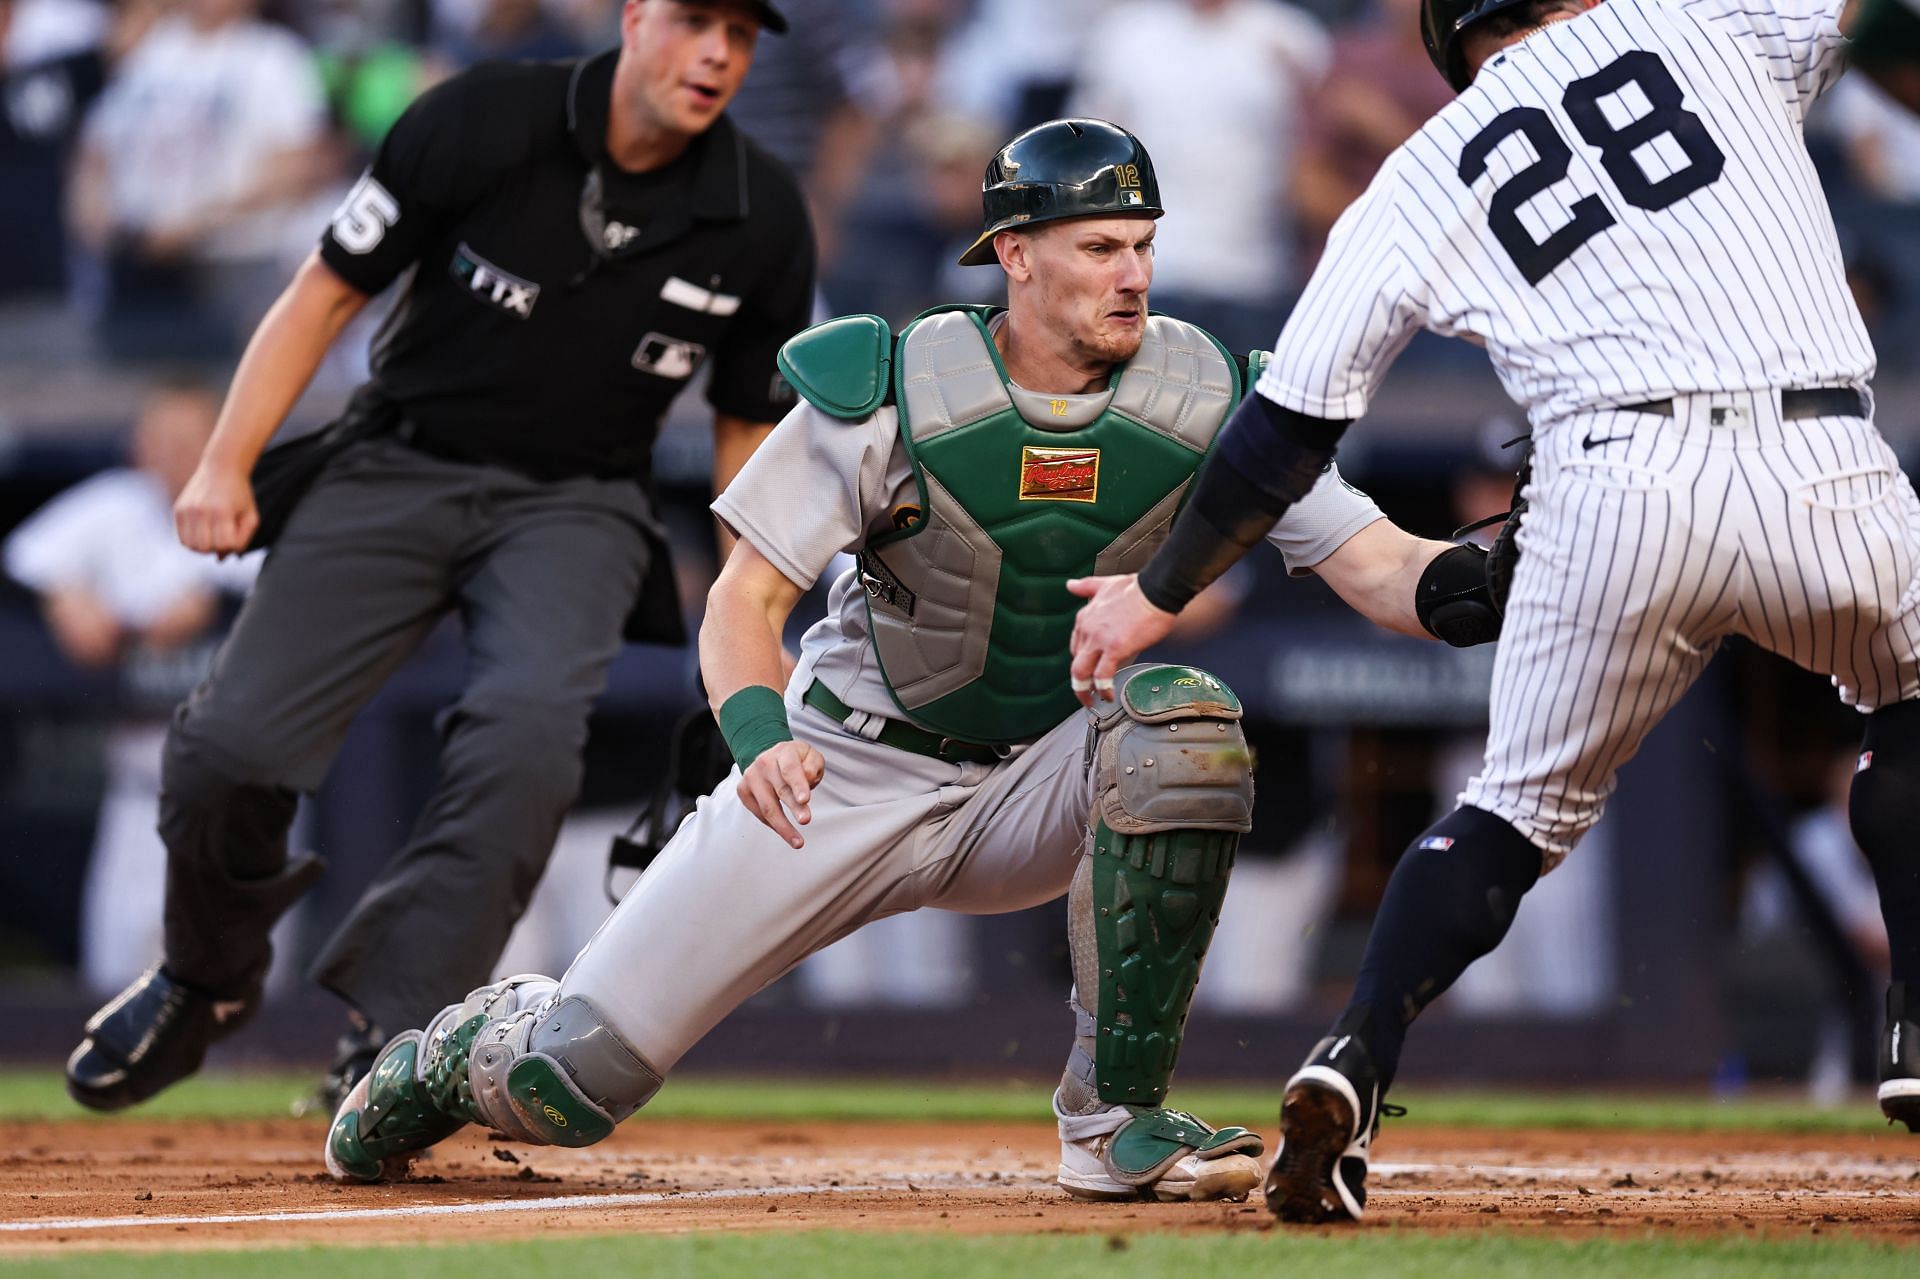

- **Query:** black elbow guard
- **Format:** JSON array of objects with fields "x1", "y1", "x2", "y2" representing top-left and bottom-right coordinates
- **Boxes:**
[{"x1": 1415, "y1": 543, "x2": 1502, "y2": 647}]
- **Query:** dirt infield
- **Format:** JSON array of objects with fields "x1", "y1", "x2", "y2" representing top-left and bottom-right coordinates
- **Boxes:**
[{"x1": 3, "y1": 1117, "x2": 1918, "y2": 1254}]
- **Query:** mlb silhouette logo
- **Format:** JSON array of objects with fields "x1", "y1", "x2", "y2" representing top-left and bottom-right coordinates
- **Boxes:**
[
  {"x1": 632, "y1": 333, "x2": 706, "y2": 380},
  {"x1": 1418, "y1": 836, "x2": 1455, "y2": 851}
]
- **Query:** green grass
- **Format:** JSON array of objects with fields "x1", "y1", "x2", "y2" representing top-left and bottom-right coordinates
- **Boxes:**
[
  {"x1": 0, "y1": 1068, "x2": 1899, "y2": 1134},
  {"x1": 1, "y1": 1231, "x2": 1913, "y2": 1277}
]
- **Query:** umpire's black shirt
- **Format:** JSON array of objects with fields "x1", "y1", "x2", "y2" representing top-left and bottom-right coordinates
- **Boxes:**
[{"x1": 317, "y1": 50, "x2": 815, "y2": 482}]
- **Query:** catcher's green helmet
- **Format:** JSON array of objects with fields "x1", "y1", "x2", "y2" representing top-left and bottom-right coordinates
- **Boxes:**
[{"x1": 957, "y1": 118, "x2": 1163, "y2": 267}]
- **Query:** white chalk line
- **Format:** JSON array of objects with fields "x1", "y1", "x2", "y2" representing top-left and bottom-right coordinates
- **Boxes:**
[{"x1": 0, "y1": 1180, "x2": 894, "y2": 1234}]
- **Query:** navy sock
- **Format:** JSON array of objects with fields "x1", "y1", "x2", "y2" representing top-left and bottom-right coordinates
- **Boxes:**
[
  {"x1": 1850, "y1": 699, "x2": 1920, "y2": 987},
  {"x1": 1342, "y1": 806, "x2": 1544, "y2": 1091}
]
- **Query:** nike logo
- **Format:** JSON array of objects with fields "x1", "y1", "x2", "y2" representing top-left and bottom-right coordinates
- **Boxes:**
[
  {"x1": 1896, "y1": 1023, "x2": 1904, "y2": 1065},
  {"x1": 1581, "y1": 430, "x2": 1634, "y2": 450}
]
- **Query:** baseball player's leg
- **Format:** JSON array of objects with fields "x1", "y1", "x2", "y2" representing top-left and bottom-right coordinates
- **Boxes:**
[
  {"x1": 327, "y1": 712, "x2": 961, "y2": 1179},
  {"x1": 310, "y1": 475, "x2": 653, "y2": 1038},
  {"x1": 928, "y1": 665, "x2": 1262, "y2": 1202},
  {"x1": 1778, "y1": 426, "x2": 1920, "y2": 1128},
  {"x1": 68, "y1": 447, "x2": 462, "y2": 1110},
  {"x1": 1853, "y1": 698, "x2": 1920, "y2": 1130},
  {"x1": 1269, "y1": 418, "x2": 1731, "y2": 1221}
]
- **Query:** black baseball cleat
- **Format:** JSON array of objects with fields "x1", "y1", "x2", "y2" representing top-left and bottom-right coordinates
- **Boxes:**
[
  {"x1": 296, "y1": 1014, "x2": 388, "y2": 1119},
  {"x1": 1880, "y1": 982, "x2": 1920, "y2": 1133},
  {"x1": 1263, "y1": 1031, "x2": 1402, "y2": 1223},
  {"x1": 66, "y1": 965, "x2": 260, "y2": 1111}
]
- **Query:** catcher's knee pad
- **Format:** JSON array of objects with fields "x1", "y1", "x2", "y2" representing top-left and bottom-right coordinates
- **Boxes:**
[
  {"x1": 1085, "y1": 664, "x2": 1254, "y2": 1107},
  {"x1": 425, "y1": 977, "x2": 664, "y2": 1149}
]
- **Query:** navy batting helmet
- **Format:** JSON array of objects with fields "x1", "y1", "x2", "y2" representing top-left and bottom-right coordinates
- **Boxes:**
[
  {"x1": 1422, "y1": 0, "x2": 1540, "y2": 91},
  {"x1": 957, "y1": 119, "x2": 1163, "y2": 267}
]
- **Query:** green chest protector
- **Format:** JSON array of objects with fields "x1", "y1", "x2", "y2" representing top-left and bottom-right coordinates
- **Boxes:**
[{"x1": 778, "y1": 305, "x2": 1243, "y2": 744}]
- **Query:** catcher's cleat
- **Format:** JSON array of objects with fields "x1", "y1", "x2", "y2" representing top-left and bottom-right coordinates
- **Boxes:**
[
  {"x1": 1054, "y1": 1091, "x2": 1265, "y2": 1202},
  {"x1": 66, "y1": 965, "x2": 259, "y2": 1112},
  {"x1": 1264, "y1": 1032, "x2": 1402, "y2": 1224},
  {"x1": 1879, "y1": 982, "x2": 1920, "y2": 1133},
  {"x1": 325, "y1": 1027, "x2": 474, "y2": 1183}
]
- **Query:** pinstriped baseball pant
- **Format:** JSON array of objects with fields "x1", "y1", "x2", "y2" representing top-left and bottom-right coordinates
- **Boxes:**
[{"x1": 1461, "y1": 390, "x2": 1920, "y2": 868}]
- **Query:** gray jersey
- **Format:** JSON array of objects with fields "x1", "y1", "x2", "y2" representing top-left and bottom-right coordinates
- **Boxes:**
[
  {"x1": 1260, "y1": 0, "x2": 1872, "y2": 427},
  {"x1": 714, "y1": 395, "x2": 1384, "y2": 723}
]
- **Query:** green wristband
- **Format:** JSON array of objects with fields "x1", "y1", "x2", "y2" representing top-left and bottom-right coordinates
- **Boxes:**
[{"x1": 717, "y1": 685, "x2": 793, "y2": 770}]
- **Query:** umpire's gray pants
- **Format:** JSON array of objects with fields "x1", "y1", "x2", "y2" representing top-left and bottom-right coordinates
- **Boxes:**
[{"x1": 159, "y1": 438, "x2": 654, "y2": 1032}]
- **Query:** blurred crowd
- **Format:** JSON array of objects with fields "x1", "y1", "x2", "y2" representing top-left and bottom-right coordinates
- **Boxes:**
[
  {"x1": 4, "y1": 0, "x2": 1918, "y2": 383},
  {"x1": 0, "y1": 0, "x2": 1911, "y2": 1085}
]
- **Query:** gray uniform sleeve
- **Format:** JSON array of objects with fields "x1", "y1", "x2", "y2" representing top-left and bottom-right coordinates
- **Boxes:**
[
  {"x1": 710, "y1": 404, "x2": 902, "y2": 590},
  {"x1": 1263, "y1": 462, "x2": 1386, "y2": 575}
]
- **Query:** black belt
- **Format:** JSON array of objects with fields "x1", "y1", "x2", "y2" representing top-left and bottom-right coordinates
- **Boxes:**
[
  {"x1": 1614, "y1": 387, "x2": 1866, "y2": 420},
  {"x1": 802, "y1": 679, "x2": 1006, "y2": 764}
]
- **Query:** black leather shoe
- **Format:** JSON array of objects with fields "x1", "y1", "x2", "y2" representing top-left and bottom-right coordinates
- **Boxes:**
[
  {"x1": 66, "y1": 966, "x2": 258, "y2": 1111},
  {"x1": 1880, "y1": 982, "x2": 1919, "y2": 1133}
]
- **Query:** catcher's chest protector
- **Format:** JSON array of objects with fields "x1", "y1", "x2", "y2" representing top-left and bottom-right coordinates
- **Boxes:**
[{"x1": 863, "y1": 307, "x2": 1240, "y2": 743}]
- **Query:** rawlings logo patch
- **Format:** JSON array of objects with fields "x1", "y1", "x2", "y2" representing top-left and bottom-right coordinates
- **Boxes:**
[{"x1": 1019, "y1": 446, "x2": 1100, "y2": 503}]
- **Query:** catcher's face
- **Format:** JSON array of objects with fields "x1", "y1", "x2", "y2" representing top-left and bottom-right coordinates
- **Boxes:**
[
  {"x1": 619, "y1": 0, "x2": 759, "y2": 140},
  {"x1": 1002, "y1": 216, "x2": 1157, "y2": 370}
]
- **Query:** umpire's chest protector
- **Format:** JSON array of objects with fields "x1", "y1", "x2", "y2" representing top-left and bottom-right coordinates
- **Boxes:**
[{"x1": 783, "y1": 305, "x2": 1240, "y2": 744}]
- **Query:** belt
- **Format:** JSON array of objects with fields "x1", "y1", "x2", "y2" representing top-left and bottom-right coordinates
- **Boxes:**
[
  {"x1": 1614, "y1": 387, "x2": 1867, "y2": 420},
  {"x1": 802, "y1": 679, "x2": 1006, "y2": 765}
]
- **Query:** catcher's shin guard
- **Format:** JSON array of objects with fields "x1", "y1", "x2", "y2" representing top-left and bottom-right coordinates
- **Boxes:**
[
  {"x1": 1086, "y1": 665, "x2": 1254, "y2": 1107},
  {"x1": 328, "y1": 974, "x2": 668, "y2": 1181}
]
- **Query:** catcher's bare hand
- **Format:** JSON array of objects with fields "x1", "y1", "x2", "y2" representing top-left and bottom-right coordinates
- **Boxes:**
[
  {"x1": 1067, "y1": 573, "x2": 1178, "y2": 707},
  {"x1": 174, "y1": 463, "x2": 258, "y2": 555},
  {"x1": 738, "y1": 739, "x2": 826, "y2": 849}
]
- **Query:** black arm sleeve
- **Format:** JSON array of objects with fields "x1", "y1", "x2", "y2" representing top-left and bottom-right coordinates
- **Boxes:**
[
  {"x1": 1136, "y1": 393, "x2": 1352, "y2": 613},
  {"x1": 707, "y1": 198, "x2": 817, "y2": 423}
]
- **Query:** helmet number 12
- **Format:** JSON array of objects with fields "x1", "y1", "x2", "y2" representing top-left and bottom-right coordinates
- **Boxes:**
[{"x1": 1458, "y1": 50, "x2": 1726, "y2": 286}]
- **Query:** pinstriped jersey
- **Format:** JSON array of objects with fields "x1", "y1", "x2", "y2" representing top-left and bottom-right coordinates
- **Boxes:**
[{"x1": 1256, "y1": 0, "x2": 1874, "y2": 426}]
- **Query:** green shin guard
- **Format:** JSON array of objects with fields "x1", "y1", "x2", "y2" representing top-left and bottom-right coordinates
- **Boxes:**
[
  {"x1": 1088, "y1": 665, "x2": 1254, "y2": 1108},
  {"x1": 325, "y1": 1025, "x2": 478, "y2": 1183},
  {"x1": 501, "y1": 1056, "x2": 618, "y2": 1147},
  {"x1": 1090, "y1": 825, "x2": 1238, "y2": 1105}
]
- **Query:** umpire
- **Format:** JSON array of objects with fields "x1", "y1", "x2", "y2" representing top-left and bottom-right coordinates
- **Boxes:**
[{"x1": 67, "y1": 0, "x2": 812, "y2": 1111}]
